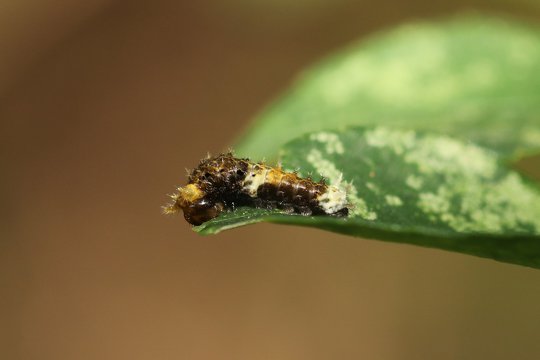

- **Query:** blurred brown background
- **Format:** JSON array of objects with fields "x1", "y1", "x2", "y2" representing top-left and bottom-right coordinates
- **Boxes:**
[{"x1": 2, "y1": 1, "x2": 540, "y2": 359}]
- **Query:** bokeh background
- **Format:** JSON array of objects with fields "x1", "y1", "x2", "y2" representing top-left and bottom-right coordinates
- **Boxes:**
[{"x1": 2, "y1": 1, "x2": 540, "y2": 359}]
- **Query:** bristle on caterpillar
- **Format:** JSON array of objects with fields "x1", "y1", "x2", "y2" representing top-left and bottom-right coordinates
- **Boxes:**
[{"x1": 163, "y1": 152, "x2": 349, "y2": 225}]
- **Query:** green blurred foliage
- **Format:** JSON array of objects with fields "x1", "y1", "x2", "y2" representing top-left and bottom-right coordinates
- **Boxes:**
[{"x1": 236, "y1": 16, "x2": 540, "y2": 160}]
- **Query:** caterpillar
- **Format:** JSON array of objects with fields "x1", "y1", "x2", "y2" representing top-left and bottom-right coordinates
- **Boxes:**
[{"x1": 163, "y1": 152, "x2": 349, "y2": 225}]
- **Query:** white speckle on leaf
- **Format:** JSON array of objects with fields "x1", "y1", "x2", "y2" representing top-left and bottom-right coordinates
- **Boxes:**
[
  {"x1": 404, "y1": 135, "x2": 497, "y2": 178},
  {"x1": 366, "y1": 182, "x2": 380, "y2": 193},
  {"x1": 419, "y1": 190, "x2": 451, "y2": 216},
  {"x1": 365, "y1": 127, "x2": 415, "y2": 155},
  {"x1": 361, "y1": 126, "x2": 540, "y2": 233},
  {"x1": 406, "y1": 175, "x2": 423, "y2": 190},
  {"x1": 306, "y1": 148, "x2": 376, "y2": 220},
  {"x1": 306, "y1": 148, "x2": 343, "y2": 182},
  {"x1": 309, "y1": 132, "x2": 345, "y2": 154},
  {"x1": 345, "y1": 181, "x2": 377, "y2": 220},
  {"x1": 385, "y1": 195, "x2": 403, "y2": 207},
  {"x1": 417, "y1": 174, "x2": 540, "y2": 234}
]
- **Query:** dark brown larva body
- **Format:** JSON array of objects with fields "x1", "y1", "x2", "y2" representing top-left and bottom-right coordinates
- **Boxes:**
[{"x1": 164, "y1": 153, "x2": 348, "y2": 225}]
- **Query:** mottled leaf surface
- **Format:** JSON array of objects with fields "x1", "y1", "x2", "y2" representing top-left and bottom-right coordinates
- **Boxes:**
[
  {"x1": 196, "y1": 128, "x2": 540, "y2": 268},
  {"x1": 236, "y1": 16, "x2": 540, "y2": 160}
]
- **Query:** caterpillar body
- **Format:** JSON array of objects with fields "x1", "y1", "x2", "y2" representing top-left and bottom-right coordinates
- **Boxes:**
[{"x1": 164, "y1": 153, "x2": 349, "y2": 225}]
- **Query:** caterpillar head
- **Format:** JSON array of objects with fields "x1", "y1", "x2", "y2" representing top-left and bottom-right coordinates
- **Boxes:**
[{"x1": 163, "y1": 184, "x2": 224, "y2": 225}]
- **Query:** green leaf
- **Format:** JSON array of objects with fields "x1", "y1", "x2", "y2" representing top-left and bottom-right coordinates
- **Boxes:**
[
  {"x1": 196, "y1": 127, "x2": 540, "y2": 268},
  {"x1": 235, "y1": 16, "x2": 540, "y2": 161}
]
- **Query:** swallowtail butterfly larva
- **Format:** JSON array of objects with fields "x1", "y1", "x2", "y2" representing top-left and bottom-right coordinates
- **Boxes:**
[{"x1": 164, "y1": 152, "x2": 349, "y2": 225}]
